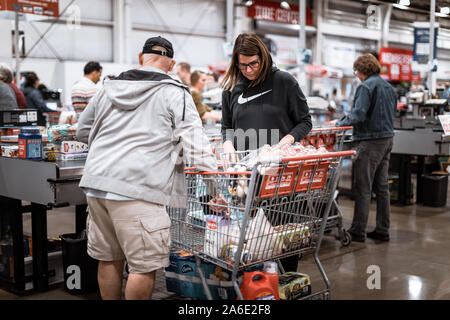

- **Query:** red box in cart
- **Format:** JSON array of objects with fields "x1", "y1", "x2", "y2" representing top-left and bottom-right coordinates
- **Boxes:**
[
  {"x1": 295, "y1": 162, "x2": 330, "y2": 192},
  {"x1": 260, "y1": 165, "x2": 299, "y2": 198}
]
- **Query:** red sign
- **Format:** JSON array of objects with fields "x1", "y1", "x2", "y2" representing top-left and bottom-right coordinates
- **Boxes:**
[
  {"x1": 0, "y1": 0, "x2": 59, "y2": 17},
  {"x1": 379, "y1": 47, "x2": 420, "y2": 82},
  {"x1": 248, "y1": 0, "x2": 313, "y2": 26}
]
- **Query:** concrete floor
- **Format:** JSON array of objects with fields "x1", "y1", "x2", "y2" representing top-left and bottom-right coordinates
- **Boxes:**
[{"x1": 0, "y1": 192, "x2": 449, "y2": 300}]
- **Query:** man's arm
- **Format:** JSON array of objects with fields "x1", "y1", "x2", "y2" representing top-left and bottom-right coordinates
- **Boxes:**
[
  {"x1": 337, "y1": 84, "x2": 371, "y2": 126},
  {"x1": 170, "y1": 87, "x2": 217, "y2": 172}
]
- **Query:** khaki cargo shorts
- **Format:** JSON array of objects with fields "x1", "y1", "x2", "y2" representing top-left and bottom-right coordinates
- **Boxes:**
[{"x1": 86, "y1": 197, "x2": 171, "y2": 274}]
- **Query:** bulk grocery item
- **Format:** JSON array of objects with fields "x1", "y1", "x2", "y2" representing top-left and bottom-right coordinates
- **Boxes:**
[
  {"x1": 278, "y1": 272, "x2": 311, "y2": 300},
  {"x1": 18, "y1": 126, "x2": 42, "y2": 160},
  {"x1": 240, "y1": 271, "x2": 279, "y2": 300}
]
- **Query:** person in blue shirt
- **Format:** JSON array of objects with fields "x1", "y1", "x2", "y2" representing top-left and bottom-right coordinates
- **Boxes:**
[{"x1": 336, "y1": 54, "x2": 397, "y2": 243}]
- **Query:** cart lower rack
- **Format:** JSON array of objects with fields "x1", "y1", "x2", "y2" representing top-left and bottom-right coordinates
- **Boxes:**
[{"x1": 167, "y1": 150, "x2": 355, "y2": 300}]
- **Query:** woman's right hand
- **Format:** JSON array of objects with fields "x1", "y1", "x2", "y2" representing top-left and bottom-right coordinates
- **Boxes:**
[{"x1": 222, "y1": 140, "x2": 238, "y2": 165}]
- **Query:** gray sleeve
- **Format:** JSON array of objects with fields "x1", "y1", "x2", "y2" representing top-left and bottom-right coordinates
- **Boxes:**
[
  {"x1": 0, "y1": 83, "x2": 18, "y2": 110},
  {"x1": 169, "y1": 87, "x2": 217, "y2": 173}
]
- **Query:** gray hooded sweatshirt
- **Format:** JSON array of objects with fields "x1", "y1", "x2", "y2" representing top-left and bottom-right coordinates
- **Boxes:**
[{"x1": 76, "y1": 68, "x2": 217, "y2": 208}]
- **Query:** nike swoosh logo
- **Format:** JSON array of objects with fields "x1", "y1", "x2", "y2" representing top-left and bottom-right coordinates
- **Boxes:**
[{"x1": 238, "y1": 89, "x2": 272, "y2": 104}]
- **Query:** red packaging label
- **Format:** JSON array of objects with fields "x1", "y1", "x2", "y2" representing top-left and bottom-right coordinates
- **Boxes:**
[
  {"x1": 260, "y1": 165, "x2": 299, "y2": 198},
  {"x1": 295, "y1": 162, "x2": 330, "y2": 192},
  {"x1": 18, "y1": 139, "x2": 26, "y2": 158}
]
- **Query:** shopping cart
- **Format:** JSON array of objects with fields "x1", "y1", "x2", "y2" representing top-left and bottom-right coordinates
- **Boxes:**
[
  {"x1": 168, "y1": 149, "x2": 355, "y2": 300},
  {"x1": 301, "y1": 126, "x2": 353, "y2": 246}
]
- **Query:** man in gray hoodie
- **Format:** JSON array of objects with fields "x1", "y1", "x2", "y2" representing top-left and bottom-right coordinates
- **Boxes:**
[{"x1": 76, "y1": 36, "x2": 217, "y2": 300}]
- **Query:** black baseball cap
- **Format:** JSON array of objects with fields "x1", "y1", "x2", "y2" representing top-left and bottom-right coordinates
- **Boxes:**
[{"x1": 142, "y1": 36, "x2": 174, "y2": 58}]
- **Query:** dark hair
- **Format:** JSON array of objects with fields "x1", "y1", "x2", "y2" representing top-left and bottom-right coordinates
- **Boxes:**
[
  {"x1": 190, "y1": 70, "x2": 204, "y2": 87},
  {"x1": 353, "y1": 54, "x2": 381, "y2": 76},
  {"x1": 84, "y1": 61, "x2": 102, "y2": 75},
  {"x1": 208, "y1": 71, "x2": 220, "y2": 82},
  {"x1": 24, "y1": 72, "x2": 39, "y2": 88},
  {"x1": 221, "y1": 33, "x2": 273, "y2": 91},
  {"x1": 177, "y1": 62, "x2": 191, "y2": 73}
]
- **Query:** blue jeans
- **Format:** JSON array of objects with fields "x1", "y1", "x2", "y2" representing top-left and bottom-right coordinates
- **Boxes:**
[{"x1": 349, "y1": 137, "x2": 393, "y2": 237}]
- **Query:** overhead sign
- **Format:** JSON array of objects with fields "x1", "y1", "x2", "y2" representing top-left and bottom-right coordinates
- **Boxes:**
[
  {"x1": 413, "y1": 22, "x2": 438, "y2": 65},
  {"x1": 379, "y1": 47, "x2": 420, "y2": 82},
  {"x1": 247, "y1": 0, "x2": 313, "y2": 26},
  {"x1": 0, "y1": 0, "x2": 59, "y2": 17}
]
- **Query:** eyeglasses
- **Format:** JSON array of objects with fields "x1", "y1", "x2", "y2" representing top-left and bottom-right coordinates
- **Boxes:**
[
  {"x1": 237, "y1": 59, "x2": 260, "y2": 71},
  {"x1": 353, "y1": 70, "x2": 358, "y2": 76}
]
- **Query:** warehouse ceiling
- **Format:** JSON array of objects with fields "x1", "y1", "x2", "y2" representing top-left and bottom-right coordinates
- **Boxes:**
[{"x1": 373, "y1": 0, "x2": 450, "y2": 12}]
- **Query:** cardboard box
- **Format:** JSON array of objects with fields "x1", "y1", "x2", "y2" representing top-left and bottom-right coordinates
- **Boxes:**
[
  {"x1": 55, "y1": 152, "x2": 88, "y2": 161},
  {"x1": 55, "y1": 141, "x2": 88, "y2": 154},
  {"x1": 0, "y1": 110, "x2": 38, "y2": 127}
]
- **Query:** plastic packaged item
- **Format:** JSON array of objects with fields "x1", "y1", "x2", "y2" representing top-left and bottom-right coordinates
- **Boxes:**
[
  {"x1": 278, "y1": 272, "x2": 311, "y2": 300},
  {"x1": 17, "y1": 126, "x2": 42, "y2": 160},
  {"x1": 263, "y1": 261, "x2": 278, "y2": 274},
  {"x1": 55, "y1": 140, "x2": 88, "y2": 154},
  {"x1": 240, "y1": 271, "x2": 279, "y2": 300},
  {"x1": 1, "y1": 145, "x2": 18, "y2": 158}
]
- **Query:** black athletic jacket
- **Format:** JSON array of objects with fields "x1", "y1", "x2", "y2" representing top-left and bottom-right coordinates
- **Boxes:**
[{"x1": 221, "y1": 66, "x2": 312, "y2": 151}]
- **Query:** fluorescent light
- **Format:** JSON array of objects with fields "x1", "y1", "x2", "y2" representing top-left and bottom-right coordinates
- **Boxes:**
[
  {"x1": 399, "y1": 0, "x2": 410, "y2": 6},
  {"x1": 441, "y1": 7, "x2": 450, "y2": 15},
  {"x1": 280, "y1": 1, "x2": 290, "y2": 10},
  {"x1": 244, "y1": 0, "x2": 253, "y2": 6},
  {"x1": 393, "y1": 4, "x2": 408, "y2": 10}
]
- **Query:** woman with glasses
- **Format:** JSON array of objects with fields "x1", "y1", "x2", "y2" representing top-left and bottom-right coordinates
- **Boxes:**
[
  {"x1": 220, "y1": 33, "x2": 312, "y2": 273},
  {"x1": 221, "y1": 33, "x2": 311, "y2": 153}
]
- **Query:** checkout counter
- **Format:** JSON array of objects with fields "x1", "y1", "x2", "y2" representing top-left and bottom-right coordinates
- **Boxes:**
[
  {"x1": 0, "y1": 157, "x2": 86, "y2": 293},
  {"x1": 391, "y1": 93, "x2": 449, "y2": 205}
]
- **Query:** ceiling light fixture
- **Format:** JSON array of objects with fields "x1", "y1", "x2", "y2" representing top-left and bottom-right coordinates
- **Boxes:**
[
  {"x1": 399, "y1": 0, "x2": 410, "y2": 6},
  {"x1": 244, "y1": 0, "x2": 253, "y2": 7},
  {"x1": 441, "y1": 7, "x2": 450, "y2": 15},
  {"x1": 393, "y1": 4, "x2": 408, "y2": 10},
  {"x1": 280, "y1": 1, "x2": 291, "y2": 10}
]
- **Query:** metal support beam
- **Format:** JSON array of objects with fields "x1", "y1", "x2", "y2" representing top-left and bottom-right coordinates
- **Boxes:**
[
  {"x1": 381, "y1": 3, "x2": 392, "y2": 49},
  {"x1": 428, "y1": 0, "x2": 436, "y2": 95},
  {"x1": 14, "y1": 12, "x2": 20, "y2": 86},
  {"x1": 299, "y1": 0, "x2": 306, "y2": 50},
  {"x1": 314, "y1": 0, "x2": 323, "y2": 65},
  {"x1": 226, "y1": 0, "x2": 234, "y2": 43}
]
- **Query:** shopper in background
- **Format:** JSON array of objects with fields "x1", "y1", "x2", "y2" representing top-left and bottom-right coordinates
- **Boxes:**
[
  {"x1": 22, "y1": 72, "x2": 55, "y2": 126},
  {"x1": 205, "y1": 71, "x2": 220, "y2": 90},
  {"x1": 220, "y1": 33, "x2": 312, "y2": 272},
  {"x1": 0, "y1": 63, "x2": 26, "y2": 109},
  {"x1": 77, "y1": 36, "x2": 217, "y2": 300},
  {"x1": 0, "y1": 78, "x2": 17, "y2": 111},
  {"x1": 176, "y1": 61, "x2": 191, "y2": 86},
  {"x1": 190, "y1": 70, "x2": 221, "y2": 122},
  {"x1": 71, "y1": 61, "x2": 102, "y2": 116},
  {"x1": 443, "y1": 82, "x2": 450, "y2": 100},
  {"x1": 335, "y1": 53, "x2": 397, "y2": 243}
]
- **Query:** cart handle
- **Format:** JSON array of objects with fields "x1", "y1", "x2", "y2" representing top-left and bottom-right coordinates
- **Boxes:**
[
  {"x1": 281, "y1": 150, "x2": 356, "y2": 163},
  {"x1": 310, "y1": 126, "x2": 352, "y2": 132},
  {"x1": 185, "y1": 170, "x2": 252, "y2": 175}
]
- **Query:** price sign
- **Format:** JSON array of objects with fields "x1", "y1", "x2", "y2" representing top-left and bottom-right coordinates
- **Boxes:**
[{"x1": 438, "y1": 115, "x2": 450, "y2": 136}]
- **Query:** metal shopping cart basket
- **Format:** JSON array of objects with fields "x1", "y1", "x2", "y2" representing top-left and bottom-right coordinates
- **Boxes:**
[
  {"x1": 167, "y1": 149, "x2": 355, "y2": 300},
  {"x1": 301, "y1": 126, "x2": 353, "y2": 246}
]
